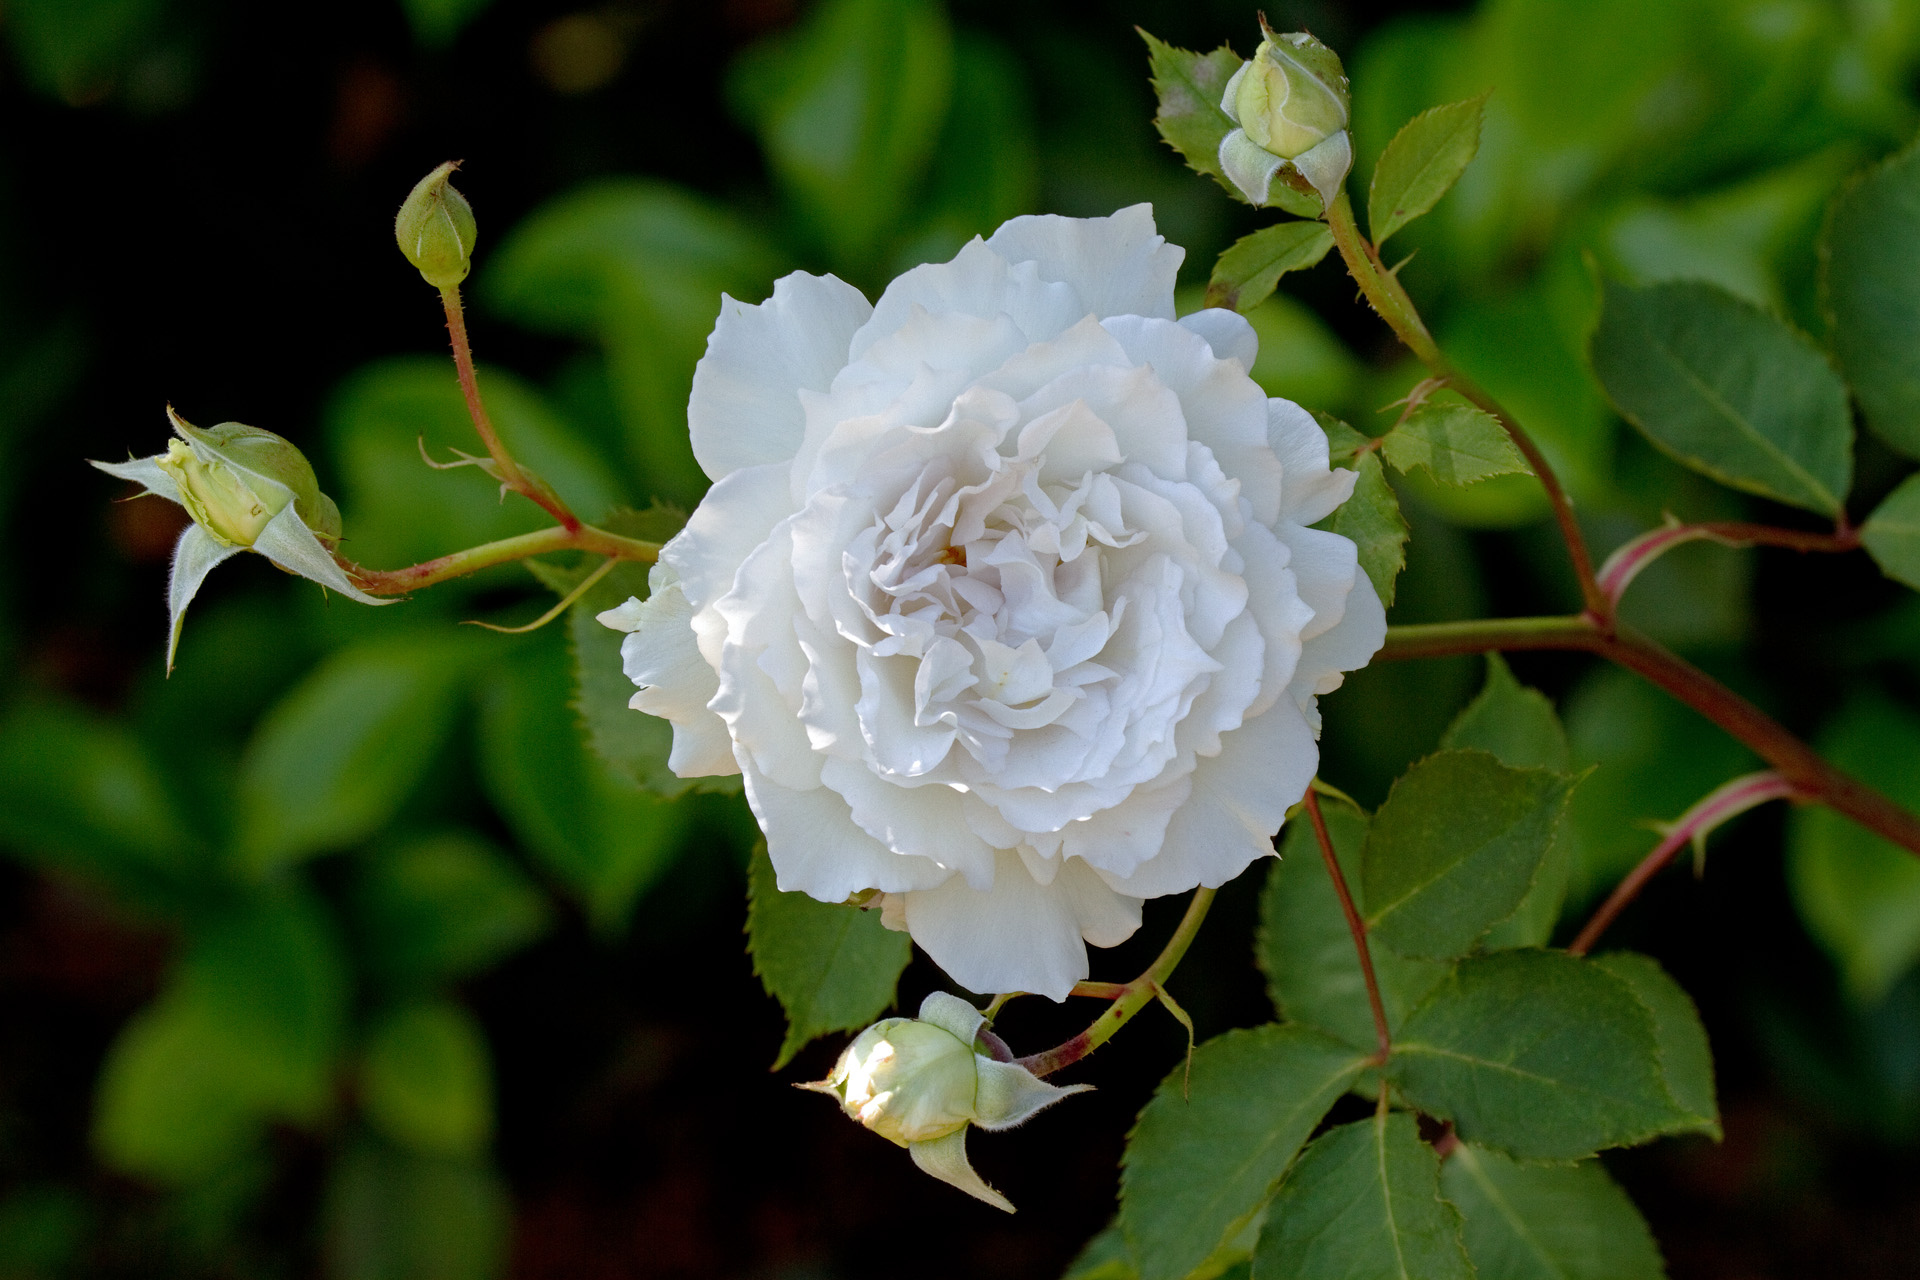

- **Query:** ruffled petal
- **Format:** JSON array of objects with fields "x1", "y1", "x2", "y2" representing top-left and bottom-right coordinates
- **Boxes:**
[
  {"x1": 1178, "y1": 308, "x2": 1259, "y2": 369},
  {"x1": 898, "y1": 848, "x2": 1092, "y2": 999},
  {"x1": 1291, "y1": 559, "x2": 1386, "y2": 728},
  {"x1": 984, "y1": 204, "x2": 1183, "y2": 322},
  {"x1": 1269, "y1": 398, "x2": 1357, "y2": 526},
  {"x1": 600, "y1": 565, "x2": 736, "y2": 778},
  {"x1": 747, "y1": 760, "x2": 951, "y2": 901},
  {"x1": 850, "y1": 239, "x2": 1086, "y2": 360}
]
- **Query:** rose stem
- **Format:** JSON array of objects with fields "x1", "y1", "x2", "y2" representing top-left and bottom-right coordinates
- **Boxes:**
[
  {"x1": 1597, "y1": 519, "x2": 1859, "y2": 607},
  {"x1": 1322, "y1": 192, "x2": 1606, "y2": 620},
  {"x1": 1376, "y1": 615, "x2": 1920, "y2": 856},
  {"x1": 439, "y1": 284, "x2": 580, "y2": 532},
  {"x1": 1016, "y1": 886, "x2": 1216, "y2": 1078},
  {"x1": 338, "y1": 522, "x2": 658, "y2": 597},
  {"x1": 1304, "y1": 786, "x2": 1391, "y2": 1062},
  {"x1": 1568, "y1": 771, "x2": 1801, "y2": 956}
]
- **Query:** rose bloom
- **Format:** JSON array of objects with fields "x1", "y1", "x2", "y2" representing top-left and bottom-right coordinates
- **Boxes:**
[{"x1": 600, "y1": 207, "x2": 1383, "y2": 999}]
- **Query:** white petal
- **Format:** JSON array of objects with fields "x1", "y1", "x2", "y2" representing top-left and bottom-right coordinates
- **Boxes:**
[
  {"x1": 899, "y1": 849, "x2": 1088, "y2": 999},
  {"x1": 850, "y1": 239, "x2": 1086, "y2": 360},
  {"x1": 1099, "y1": 697, "x2": 1316, "y2": 899},
  {"x1": 91, "y1": 454, "x2": 183, "y2": 504},
  {"x1": 973, "y1": 1059, "x2": 1092, "y2": 1131},
  {"x1": 916, "y1": 991, "x2": 986, "y2": 1044},
  {"x1": 165, "y1": 525, "x2": 241, "y2": 672},
  {"x1": 689, "y1": 273, "x2": 872, "y2": 482},
  {"x1": 1178, "y1": 308, "x2": 1259, "y2": 368},
  {"x1": 747, "y1": 760, "x2": 951, "y2": 901},
  {"x1": 252, "y1": 504, "x2": 391, "y2": 605},
  {"x1": 1291, "y1": 558, "x2": 1386, "y2": 727},
  {"x1": 613, "y1": 568, "x2": 736, "y2": 778},
  {"x1": 984, "y1": 204, "x2": 1183, "y2": 322},
  {"x1": 1270, "y1": 398, "x2": 1357, "y2": 526},
  {"x1": 908, "y1": 1129, "x2": 1013, "y2": 1213},
  {"x1": 1219, "y1": 129, "x2": 1285, "y2": 207},
  {"x1": 822, "y1": 758, "x2": 998, "y2": 890}
]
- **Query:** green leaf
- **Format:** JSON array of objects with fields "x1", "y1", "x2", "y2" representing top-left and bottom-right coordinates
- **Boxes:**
[
  {"x1": 745, "y1": 846, "x2": 911, "y2": 1070},
  {"x1": 1441, "y1": 1143, "x2": 1667, "y2": 1280},
  {"x1": 360, "y1": 1002, "x2": 494, "y2": 1158},
  {"x1": 1063, "y1": 1220, "x2": 1137, "y2": 1280},
  {"x1": 1787, "y1": 698, "x2": 1920, "y2": 1002},
  {"x1": 1325, "y1": 450, "x2": 1410, "y2": 609},
  {"x1": 1861, "y1": 472, "x2": 1920, "y2": 591},
  {"x1": 727, "y1": 0, "x2": 953, "y2": 271},
  {"x1": 94, "y1": 891, "x2": 349, "y2": 1183},
  {"x1": 481, "y1": 182, "x2": 784, "y2": 507},
  {"x1": 1368, "y1": 94, "x2": 1490, "y2": 247},
  {"x1": 0, "y1": 1184, "x2": 89, "y2": 1277},
  {"x1": 1258, "y1": 797, "x2": 1446, "y2": 1052},
  {"x1": 1588, "y1": 278, "x2": 1853, "y2": 515},
  {"x1": 1823, "y1": 136, "x2": 1920, "y2": 458},
  {"x1": 1363, "y1": 750, "x2": 1576, "y2": 959},
  {"x1": 1389, "y1": 950, "x2": 1694, "y2": 1160},
  {"x1": 352, "y1": 831, "x2": 551, "y2": 991},
  {"x1": 1590, "y1": 952, "x2": 1719, "y2": 1139},
  {"x1": 323, "y1": 1134, "x2": 509, "y2": 1280},
  {"x1": 1141, "y1": 31, "x2": 1318, "y2": 218},
  {"x1": 0, "y1": 699, "x2": 207, "y2": 907},
  {"x1": 1443, "y1": 657, "x2": 1573, "y2": 948},
  {"x1": 907, "y1": 33, "x2": 1039, "y2": 259},
  {"x1": 478, "y1": 630, "x2": 687, "y2": 935},
  {"x1": 1119, "y1": 1025, "x2": 1369, "y2": 1280},
  {"x1": 1380, "y1": 402, "x2": 1531, "y2": 486},
  {"x1": 1204, "y1": 222, "x2": 1334, "y2": 313},
  {"x1": 1442, "y1": 655, "x2": 1570, "y2": 772},
  {"x1": 328, "y1": 357, "x2": 622, "y2": 569},
  {"x1": 1254, "y1": 1111, "x2": 1473, "y2": 1280},
  {"x1": 4, "y1": 0, "x2": 165, "y2": 102},
  {"x1": 236, "y1": 636, "x2": 475, "y2": 878},
  {"x1": 399, "y1": 0, "x2": 494, "y2": 48}
]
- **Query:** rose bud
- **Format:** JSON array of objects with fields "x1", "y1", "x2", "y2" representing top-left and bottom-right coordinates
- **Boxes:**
[
  {"x1": 801, "y1": 993, "x2": 1090, "y2": 1212},
  {"x1": 1217, "y1": 22, "x2": 1353, "y2": 211},
  {"x1": 394, "y1": 161, "x2": 478, "y2": 289},
  {"x1": 91, "y1": 408, "x2": 387, "y2": 671}
]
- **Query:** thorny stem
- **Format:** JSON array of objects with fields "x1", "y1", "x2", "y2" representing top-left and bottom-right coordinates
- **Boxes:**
[
  {"x1": 340, "y1": 522, "x2": 658, "y2": 597},
  {"x1": 1323, "y1": 193, "x2": 1608, "y2": 620},
  {"x1": 1016, "y1": 887, "x2": 1216, "y2": 1078},
  {"x1": 1568, "y1": 771, "x2": 1802, "y2": 956},
  {"x1": 1377, "y1": 616, "x2": 1920, "y2": 856},
  {"x1": 1305, "y1": 787, "x2": 1391, "y2": 1063},
  {"x1": 1597, "y1": 518, "x2": 1860, "y2": 608},
  {"x1": 439, "y1": 286, "x2": 580, "y2": 532}
]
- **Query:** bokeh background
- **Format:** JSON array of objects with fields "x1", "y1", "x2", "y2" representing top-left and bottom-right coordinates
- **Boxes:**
[{"x1": 3, "y1": 0, "x2": 1920, "y2": 1275}]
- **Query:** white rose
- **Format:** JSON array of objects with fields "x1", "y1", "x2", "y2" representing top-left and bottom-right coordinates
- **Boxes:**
[{"x1": 598, "y1": 206, "x2": 1384, "y2": 1000}]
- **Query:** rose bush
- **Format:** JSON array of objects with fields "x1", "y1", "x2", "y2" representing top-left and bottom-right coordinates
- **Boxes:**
[{"x1": 600, "y1": 206, "x2": 1383, "y2": 999}]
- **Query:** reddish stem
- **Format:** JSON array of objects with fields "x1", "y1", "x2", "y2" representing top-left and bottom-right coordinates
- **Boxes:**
[
  {"x1": 1378, "y1": 616, "x2": 1920, "y2": 857},
  {"x1": 1305, "y1": 788, "x2": 1391, "y2": 1063},
  {"x1": 1598, "y1": 519, "x2": 1860, "y2": 607},
  {"x1": 439, "y1": 287, "x2": 579, "y2": 532},
  {"x1": 1569, "y1": 771, "x2": 1802, "y2": 955}
]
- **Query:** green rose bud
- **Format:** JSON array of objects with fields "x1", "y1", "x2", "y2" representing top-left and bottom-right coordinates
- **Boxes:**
[
  {"x1": 1218, "y1": 24, "x2": 1353, "y2": 211},
  {"x1": 394, "y1": 161, "x2": 477, "y2": 289},
  {"x1": 91, "y1": 409, "x2": 387, "y2": 671},
  {"x1": 802, "y1": 993, "x2": 1090, "y2": 1212}
]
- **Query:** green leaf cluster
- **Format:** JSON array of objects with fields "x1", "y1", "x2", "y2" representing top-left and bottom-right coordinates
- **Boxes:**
[{"x1": 1097, "y1": 658, "x2": 1707, "y2": 1280}]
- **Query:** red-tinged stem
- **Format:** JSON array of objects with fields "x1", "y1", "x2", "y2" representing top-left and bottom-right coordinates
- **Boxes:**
[
  {"x1": 1598, "y1": 519, "x2": 1861, "y2": 607},
  {"x1": 1323, "y1": 193, "x2": 1607, "y2": 619},
  {"x1": 1569, "y1": 771, "x2": 1802, "y2": 955},
  {"x1": 339, "y1": 522, "x2": 658, "y2": 597},
  {"x1": 1306, "y1": 787, "x2": 1391, "y2": 1063},
  {"x1": 1017, "y1": 887, "x2": 1215, "y2": 1078},
  {"x1": 439, "y1": 286, "x2": 580, "y2": 532},
  {"x1": 1377, "y1": 616, "x2": 1920, "y2": 856}
]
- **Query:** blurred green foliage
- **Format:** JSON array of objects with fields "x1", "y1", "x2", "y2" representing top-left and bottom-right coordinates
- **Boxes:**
[{"x1": 2, "y1": 0, "x2": 1920, "y2": 1274}]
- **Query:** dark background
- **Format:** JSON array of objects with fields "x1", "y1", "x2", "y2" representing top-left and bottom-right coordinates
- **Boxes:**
[{"x1": 3, "y1": 0, "x2": 1919, "y2": 1276}]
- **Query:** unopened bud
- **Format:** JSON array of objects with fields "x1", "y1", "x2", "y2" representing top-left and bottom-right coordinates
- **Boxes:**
[
  {"x1": 1218, "y1": 24, "x2": 1353, "y2": 211},
  {"x1": 395, "y1": 161, "x2": 477, "y2": 289},
  {"x1": 162, "y1": 411, "x2": 340, "y2": 549},
  {"x1": 801, "y1": 993, "x2": 1091, "y2": 1212}
]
